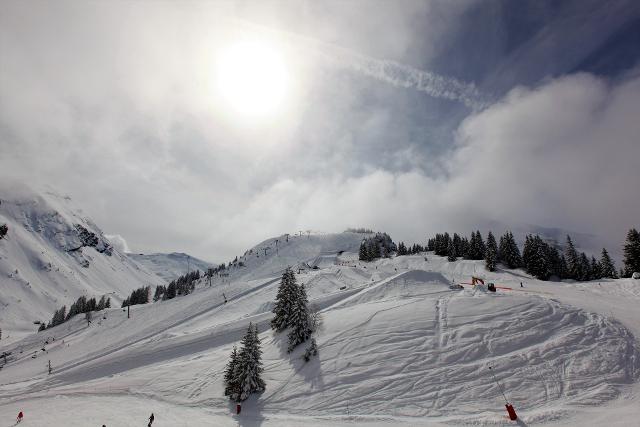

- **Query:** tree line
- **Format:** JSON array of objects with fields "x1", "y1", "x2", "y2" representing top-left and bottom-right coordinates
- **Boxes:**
[
  {"x1": 153, "y1": 270, "x2": 200, "y2": 301},
  {"x1": 396, "y1": 242, "x2": 426, "y2": 256},
  {"x1": 426, "y1": 228, "x2": 640, "y2": 281},
  {"x1": 122, "y1": 286, "x2": 151, "y2": 307},
  {"x1": 358, "y1": 232, "x2": 397, "y2": 262},
  {"x1": 40, "y1": 294, "x2": 111, "y2": 331}
]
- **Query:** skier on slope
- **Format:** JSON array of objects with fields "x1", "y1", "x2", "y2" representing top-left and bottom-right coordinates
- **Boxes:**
[
  {"x1": 16, "y1": 411, "x2": 23, "y2": 423},
  {"x1": 148, "y1": 412, "x2": 154, "y2": 426}
]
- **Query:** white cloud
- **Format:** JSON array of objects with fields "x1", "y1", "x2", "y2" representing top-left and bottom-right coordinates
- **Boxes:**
[
  {"x1": 212, "y1": 71, "x2": 640, "y2": 256},
  {"x1": 105, "y1": 234, "x2": 130, "y2": 253},
  {"x1": 0, "y1": 1, "x2": 638, "y2": 261}
]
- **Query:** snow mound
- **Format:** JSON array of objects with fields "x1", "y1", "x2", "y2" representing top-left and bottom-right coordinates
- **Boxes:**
[{"x1": 263, "y1": 293, "x2": 640, "y2": 418}]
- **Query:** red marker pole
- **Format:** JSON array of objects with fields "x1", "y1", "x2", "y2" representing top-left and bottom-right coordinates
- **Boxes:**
[{"x1": 489, "y1": 366, "x2": 518, "y2": 421}]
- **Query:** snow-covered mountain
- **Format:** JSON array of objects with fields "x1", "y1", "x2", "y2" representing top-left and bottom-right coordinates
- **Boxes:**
[
  {"x1": 0, "y1": 184, "x2": 163, "y2": 340},
  {"x1": 219, "y1": 231, "x2": 370, "y2": 282},
  {"x1": 128, "y1": 252, "x2": 217, "y2": 282},
  {"x1": 1, "y1": 229, "x2": 639, "y2": 426}
]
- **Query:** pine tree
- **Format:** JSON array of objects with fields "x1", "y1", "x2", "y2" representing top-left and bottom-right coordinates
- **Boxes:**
[
  {"x1": 397, "y1": 242, "x2": 407, "y2": 256},
  {"x1": 452, "y1": 233, "x2": 462, "y2": 256},
  {"x1": 368, "y1": 240, "x2": 381, "y2": 259},
  {"x1": 564, "y1": 235, "x2": 581, "y2": 280},
  {"x1": 287, "y1": 284, "x2": 313, "y2": 352},
  {"x1": 522, "y1": 235, "x2": 534, "y2": 273},
  {"x1": 599, "y1": 248, "x2": 617, "y2": 279},
  {"x1": 579, "y1": 252, "x2": 591, "y2": 281},
  {"x1": 485, "y1": 231, "x2": 498, "y2": 272},
  {"x1": 558, "y1": 255, "x2": 569, "y2": 279},
  {"x1": 475, "y1": 231, "x2": 486, "y2": 260},
  {"x1": 271, "y1": 268, "x2": 298, "y2": 332},
  {"x1": 232, "y1": 323, "x2": 265, "y2": 401},
  {"x1": 358, "y1": 241, "x2": 369, "y2": 261},
  {"x1": 223, "y1": 346, "x2": 239, "y2": 397},
  {"x1": 533, "y1": 239, "x2": 552, "y2": 280},
  {"x1": 622, "y1": 228, "x2": 640, "y2": 277},
  {"x1": 468, "y1": 232, "x2": 478, "y2": 259},
  {"x1": 447, "y1": 240, "x2": 457, "y2": 262},
  {"x1": 0, "y1": 224, "x2": 7, "y2": 239},
  {"x1": 460, "y1": 236, "x2": 470, "y2": 259},
  {"x1": 498, "y1": 231, "x2": 522, "y2": 268},
  {"x1": 590, "y1": 256, "x2": 601, "y2": 280}
]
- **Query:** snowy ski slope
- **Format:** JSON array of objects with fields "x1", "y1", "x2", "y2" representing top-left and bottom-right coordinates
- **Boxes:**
[{"x1": 0, "y1": 231, "x2": 639, "y2": 426}]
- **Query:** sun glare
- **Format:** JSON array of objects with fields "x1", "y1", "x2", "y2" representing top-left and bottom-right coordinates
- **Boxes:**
[{"x1": 215, "y1": 41, "x2": 290, "y2": 119}]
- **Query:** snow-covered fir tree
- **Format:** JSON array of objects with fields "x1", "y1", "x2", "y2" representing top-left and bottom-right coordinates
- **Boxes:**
[
  {"x1": 287, "y1": 283, "x2": 313, "y2": 352},
  {"x1": 230, "y1": 323, "x2": 265, "y2": 402},
  {"x1": 452, "y1": 233, "x2": 462, "y2": 257},
  {"x1": 599, "y1": 248, "x2": 617, "y2": 278},
  {"x1": 397, "y1": 242, "x2": 408, "y2": 255},
  {"x1": 271, "y1": 267, "x2": 298, "y2": 332},
  {"x1": 475, "y1": 231, "x2": 486, "y2": 260},
  {"x1": 498, "y1": 231, "x2": 522, "y2": 268},
  {"x1": 579, "y1": 252, "x2": 591, "y2": 281},
  {"x1": 564, "y1": 235, "x2": 581, "y2": 280},
  {"x1": 622, "y1": 228, "x2": 640, "y2": 277},
  {"x1": 358, "y1": 241, "x2": 369, "y2": 261},
  {"x1": 485, "y1": 231, "x2": 498, "y2": 272},
  {"x1": 447, "y1": 239, "x2": 457, "y2": 262},
  {"x1": 590, "y1": 256, "x2": 601, "y2": 280},
  {"x1": 223, "y1": 345, "x2": 239, "y2": 397}
]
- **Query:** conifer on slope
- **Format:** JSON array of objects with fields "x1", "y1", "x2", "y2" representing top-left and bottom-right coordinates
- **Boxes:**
[
  {"x1": 231, "y1": 323, "x2": 265, "y2": 402},
  {"x1": 485, "y1": 231, "x2": 498, "y2": 272},
  {"x1": 600, "y1": 248, "x2": 617, "y2": 279},
  {"x1": 271, "y1": 267, "x2": 297, "y2": 332},
  {"x1": 287, "y1": 283, "x2": 313, "y2": 352},
  {"x1": 223, "y1": 346, "x2": 239, "y2": 397},
  {"x1": 623, "y1": 228, "x2": 640, "y2": 277}
]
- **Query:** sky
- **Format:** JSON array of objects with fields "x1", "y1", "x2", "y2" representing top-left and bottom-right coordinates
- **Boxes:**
[{"x1": 1, "y1": 0, "x2": 639, "y2": 262}]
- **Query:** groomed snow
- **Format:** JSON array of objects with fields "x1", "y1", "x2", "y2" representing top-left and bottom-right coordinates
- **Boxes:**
[{"x1": 1, "y1": 231, "x2": 639, "y2": 426}]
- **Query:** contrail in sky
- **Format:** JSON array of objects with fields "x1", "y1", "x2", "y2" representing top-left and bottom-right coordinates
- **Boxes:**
[
  {"x1": 316, "y1": 45, "x2": 489, "y2": 110},
  {"x1": 236, "y1": 18, "x2": 490, "y2": 110}
]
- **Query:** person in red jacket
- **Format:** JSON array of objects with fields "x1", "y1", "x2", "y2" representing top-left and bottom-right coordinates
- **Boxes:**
[{"x1": 16, "y1": 411, "x2": 24, "y2": 423}]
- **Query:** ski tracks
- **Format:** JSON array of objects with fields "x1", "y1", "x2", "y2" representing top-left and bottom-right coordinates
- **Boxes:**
[{"x1": 434, "y1": 295, "x2": 451, "y2": 350}]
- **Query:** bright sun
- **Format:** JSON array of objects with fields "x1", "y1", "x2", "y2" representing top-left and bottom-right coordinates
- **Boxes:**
[{"x1": 215, "y1": 41, "x2": 290, "y2": 118}]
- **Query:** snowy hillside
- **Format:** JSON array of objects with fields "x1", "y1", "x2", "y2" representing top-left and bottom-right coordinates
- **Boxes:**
[
  {"x1": 128, "y1": 252, "x2": 216, "y2": 282},
  {"x1": 0, "y1": 184, "x2": 163, "y2": 340},
  {"x1": 0, "y1": 231, "x2": 639, "y2": 426},
  {"x1": 218, "y1": 231, "x2": 370, "y2": 282}
]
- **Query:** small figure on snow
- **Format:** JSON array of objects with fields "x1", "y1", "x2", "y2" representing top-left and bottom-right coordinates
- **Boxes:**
[
  {"x1": 148, "y1": 412, "x2": 154, "y2": 426},
  {"x1": 520, "y1": 282, "x2": 524, "y2": 288},
  {"x1": 16, "y1": 411, "x2": 23, "y2": 423}
]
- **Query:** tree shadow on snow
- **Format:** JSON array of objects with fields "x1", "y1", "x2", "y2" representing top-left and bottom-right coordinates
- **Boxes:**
[
  {"x1": 274, "y1": 332, "x2": 325, "y2": 390},
  {"x1": 299, "y1": 354, "x2": 325, "y2": 390},
  {"x1": 515, "y1": 418, "x2": 529, "y2": 427},
  {"x1": 228, "y1": 395, "x2": 266, "y2": 427}
]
